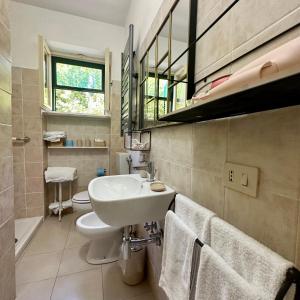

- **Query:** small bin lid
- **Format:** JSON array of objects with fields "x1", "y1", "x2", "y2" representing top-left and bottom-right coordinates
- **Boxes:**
[{"x1": 72, "y1": 191, "x2": 90, "y2": 203}]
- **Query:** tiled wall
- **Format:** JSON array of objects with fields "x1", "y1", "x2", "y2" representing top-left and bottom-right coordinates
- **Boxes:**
[
  {"x1": 137, "y1": 1, "x2": 300, "y2": 299},
  {"x1": 46, "y1": 80, "x2": 124, "y2": 198},
  {"x1": 12, "y1": 67, "x2": 45, "y2": 218},
  {"x1": 0, "y1": 0, "x2": 15, "y2": 299}
]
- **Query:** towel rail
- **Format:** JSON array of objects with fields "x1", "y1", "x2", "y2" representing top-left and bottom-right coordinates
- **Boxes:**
[
  {"x1": 168, "y1": 196, "x2": 300, "y2": 300},
  {"x1": 275, "y1": 267, "x2": 300, "y2": 300}
]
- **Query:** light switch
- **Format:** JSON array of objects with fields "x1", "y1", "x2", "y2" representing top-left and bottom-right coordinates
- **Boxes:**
[
  {"x1": 241, "y1": 173, "x2": 248, "y2": 186},
  {"x1": 224, "y1": 162, "x2": 259, "y2": 197}
]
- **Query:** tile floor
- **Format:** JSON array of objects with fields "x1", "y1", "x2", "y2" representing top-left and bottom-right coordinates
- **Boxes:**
[{"x1": 15, "y1": 212, "x2": 155, "y2": 300}]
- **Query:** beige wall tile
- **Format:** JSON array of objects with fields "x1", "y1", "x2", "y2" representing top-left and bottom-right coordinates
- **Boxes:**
[
  {"x1": 22, "y1": 68, "x2": 39, "y2": 86},
  {"x1": 0, "y1": 246, "x2": 15, "y2": 300},
  {"x1": 22, "y1": 85, "x2": 40, "y2": 102},
  {"x1": 26, "y1": 206, "x2": 44, "y2": 217},
  {"x1": 192, "y1": 120, "x2": 227, "y2": 174},
  {"x1": 192, "y1": 168, "x2": 225, "y2": 217},
  {"x1": 25, "y1": 162, "x2": 43, "y2": 178},
  {"x1": 26, "y1": 177, "x2": 44, "y2": 194},
  {"x1": 12, "y1": 67, "x2": 22, "y2": 85},
  {"x1": 25, "y1": 146, "x2": 43, "y2": 163},
  {"x1": 23, "y1": 100, "x2": 41, "y2": 117},
  {"x1": 0, "y1": 156, "x2": 13, "y2": 191},
  {"x1": 169, "y1": 164, "x2": 192, "y2": 196},
  {"x1": 0, "y1": 124, "x2": 12, "y2": 158},
  {"x1": 0, "y1": 217, "x2": 14, "y2": 258},
  {"x1": 295, "y1": 205, "x2": 300, "y2": 268},
  {"x1": 24, "y1": 131, "x2": 43, "y2": 147},
  {"x1": 12, "y1": 114, "x2": 23, "y2": 137},
  {"x1": 24, "y1": 117, "x2": 42, "y2": 134},
  {"x1": 224, "y1": 188, "x2": 299, "y2": 261},
  {"x1": 15, "y1": 194, "x2": 26, "y2": 213},
  {"x1": 0, "y1": 187, "x2": 13, "y2": 225},
  {"x1": 169, "y1": 124, "x2": 193, "y2": 167},
  {"x1": 12, "y1": 83, "x2": 22, "y2": 98},
  {"x1": 13, "y1": 146, "x2": 24, "y2": 164},
  {"x1": 228, "y1": 107, "x2": 300, "y2": 200},
  {"x1": 12, "y1": 96, "x2": 22, "y2": 115}
]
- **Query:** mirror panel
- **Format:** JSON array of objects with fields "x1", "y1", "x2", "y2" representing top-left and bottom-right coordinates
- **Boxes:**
[
  {"x1": 170, "y1": 0, "x2": 190, "y2": 64},
  {"x1": 139, "y1": 0, "x2": 197, "y2": 129},
  {"x1": 157, "y1": 18, "x2": 170, "y2": 66}
]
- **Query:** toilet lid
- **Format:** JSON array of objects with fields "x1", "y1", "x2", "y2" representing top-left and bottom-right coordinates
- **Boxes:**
[{"x1": 72, "y1": 191, "x2": 90, "y2": 203}]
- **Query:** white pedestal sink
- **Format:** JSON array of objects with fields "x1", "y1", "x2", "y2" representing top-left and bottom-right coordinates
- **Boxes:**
[{"x1": 88, "y1": 174, "x2": 175, "y2": 227}]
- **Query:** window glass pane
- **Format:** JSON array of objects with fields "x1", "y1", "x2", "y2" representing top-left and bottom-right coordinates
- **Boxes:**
[
  {"x1": 144, "y1": 99, "x2": 155, "y2": 121},
  {"x1": 172, "y1": 82, "x2": 187, "y2": 111},
  {"x1": 55, "y1": 89, "x2": 104, "y2": 115},
  {"x1": 146, "y1": 77, "x2": 156, "y2": 98},
  {"x1": 56, "y1": 63, "x2": 103, "y2": 90},
  {"x1": 159, "y1": 78, "x2": 168, "y2": 98}
]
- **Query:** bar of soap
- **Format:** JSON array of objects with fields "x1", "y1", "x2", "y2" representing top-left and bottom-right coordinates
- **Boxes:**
[{"x1": 150, "y1": 182, "x2": 166, "y2": 192}]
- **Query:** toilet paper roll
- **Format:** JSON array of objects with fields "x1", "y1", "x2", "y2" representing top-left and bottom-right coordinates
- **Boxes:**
[{"x1": 97, "y1": 168, "x2": 106, "y2": 177}]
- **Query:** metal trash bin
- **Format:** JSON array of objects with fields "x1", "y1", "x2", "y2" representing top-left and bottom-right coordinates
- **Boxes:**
[{"x1": 119, "y1": 241, "x2": 146, "y2": 286}]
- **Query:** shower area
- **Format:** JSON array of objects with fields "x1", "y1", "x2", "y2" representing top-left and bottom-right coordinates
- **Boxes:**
[{"x1": 12, "y1": 67, "x2": 46, "y2": 259}]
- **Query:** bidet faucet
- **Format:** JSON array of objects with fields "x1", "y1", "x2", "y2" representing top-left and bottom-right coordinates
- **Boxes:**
[{"x1": 147, "y1": 161, "x2": 156, "y2": 182}]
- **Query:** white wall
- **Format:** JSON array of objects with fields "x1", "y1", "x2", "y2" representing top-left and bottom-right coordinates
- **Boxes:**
[
  {"x1": 9, "y1": 1, "x2": 126, "y2": 80},
  {"x1": 125, "y1": 0, "x2": 163, "y2": 50}
]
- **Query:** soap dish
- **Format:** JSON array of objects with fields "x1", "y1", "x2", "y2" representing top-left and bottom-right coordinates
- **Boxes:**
[{"x1": 150, "y1": 181, "x2": 166, "y2": 192}]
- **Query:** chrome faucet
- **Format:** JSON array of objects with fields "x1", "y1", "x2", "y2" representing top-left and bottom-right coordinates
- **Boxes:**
[{"x1": 147, "y1": 161, "x2": 156, "y2": 182}]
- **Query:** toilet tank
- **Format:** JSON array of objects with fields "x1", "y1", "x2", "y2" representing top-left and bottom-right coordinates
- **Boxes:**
[{"x1": 116, "y1": 152, "x2": 129, "y2": 175}]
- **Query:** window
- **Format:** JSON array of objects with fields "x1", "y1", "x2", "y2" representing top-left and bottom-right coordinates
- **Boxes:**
[{"x1": 52, "y1": 57, "x2": 105, "y2": 115}]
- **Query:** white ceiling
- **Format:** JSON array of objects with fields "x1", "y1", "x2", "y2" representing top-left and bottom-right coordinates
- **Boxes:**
[{"x1": 13, "y1": 0, "x2": 132, "y2": 26}]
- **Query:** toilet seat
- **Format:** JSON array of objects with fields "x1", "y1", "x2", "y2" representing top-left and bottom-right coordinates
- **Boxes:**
[{"x1": 72, "y1": 191, "x2": 90, "y2": 204}]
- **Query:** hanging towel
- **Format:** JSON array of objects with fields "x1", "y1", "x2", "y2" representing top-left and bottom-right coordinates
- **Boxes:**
[
  {"x1": 195, "y1": 245, "x2": 263, "y2": 300},
  {"x1": 159, "y1": 211, "x2": 197, "y2": 300},
  {"x1": 45, "y1": 167, "x2": 77, "y2": 183},
  {"x1": 175, "y1": 194, "x2": 216, "y2": 244},
  {"x1": 210, "y1": 217, "x2": 294, "y2": 299}
]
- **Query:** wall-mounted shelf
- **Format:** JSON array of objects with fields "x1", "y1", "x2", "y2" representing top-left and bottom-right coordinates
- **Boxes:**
[
  {"x1": 42, "y1": 110, "x2": 111, "y2": 120},
  {"x1": 159, "y1": 73, "x2": 300, "y2": 123},
  {"x1": 48, "y1": 146, "x2": 109, "y2": 149}
]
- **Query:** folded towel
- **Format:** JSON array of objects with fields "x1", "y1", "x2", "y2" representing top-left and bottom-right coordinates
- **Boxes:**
[
  {"x1": 45, "y1": 167, "x2": 77, "y2": 183},
  {"x1": 159, "y1": 211, "x2": 197, "y2": 300},
  {"x1": 43, "y1": 131, "x2": 66, "y2": 142},
  {"x1": 210, "y1": 218, "x2": 293, "y2": 299},
  {"x1": 195, "y1": 245, "x2": 263, "y2": 300},
  {"x1": 175, "y1": 194, "x2": 216, "y2": 244}
]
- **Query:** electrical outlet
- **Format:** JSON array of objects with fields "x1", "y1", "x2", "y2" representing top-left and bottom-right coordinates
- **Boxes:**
[
  {"x1": 224, "y1": 162, "x2": 259, "y2": 197},
  {"x1": 229, "y1": 169, "x2": 234, "y2": 182}
]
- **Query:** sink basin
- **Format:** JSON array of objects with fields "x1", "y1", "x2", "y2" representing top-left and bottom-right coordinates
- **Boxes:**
[{"x1": 88, "y1": 174, "x2": 175, "y2": 226}]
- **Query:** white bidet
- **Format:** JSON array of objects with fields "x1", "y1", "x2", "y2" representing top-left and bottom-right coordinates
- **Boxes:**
[{"x1": 76, "y1": 212, "x2": 123, "y2": 264}]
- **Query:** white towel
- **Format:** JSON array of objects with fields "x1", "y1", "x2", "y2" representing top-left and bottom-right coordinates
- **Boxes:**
[
  {"x1": 175, "y1": 194, "x2": 216, "y2": 244},
  {"x1": 195, "y1": 245, "x2": 263, "y2": 300},
  {"x1": 210, "y1": 218, "x2": 294, "y2": 299},
  {"x1": 159, "y1": 211, "x2": 197, "y2": 300},
  {"x1": 45, "y1": 167, "x2": 77, "y2": 183},
  {"x1": 43, "y1": 131, "x2": 66, "y2": 142}
]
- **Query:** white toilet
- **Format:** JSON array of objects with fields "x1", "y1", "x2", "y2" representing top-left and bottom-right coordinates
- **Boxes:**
[
  {"x1": 72, "y1": 190, "x2": 92, "y2": 211},
  {"x1": 76, "y1": 152, "x2": 130, "y2": 265}
]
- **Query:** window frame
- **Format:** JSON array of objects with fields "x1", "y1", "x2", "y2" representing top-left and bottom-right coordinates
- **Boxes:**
[{"x1": 51, "y1": 56, "x2": 105, "y2": 111}]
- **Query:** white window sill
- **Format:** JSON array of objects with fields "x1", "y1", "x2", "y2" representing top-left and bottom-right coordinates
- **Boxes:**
[{"x1": 41, "y1": 109, "x2": 111, "y2": 119}]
